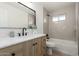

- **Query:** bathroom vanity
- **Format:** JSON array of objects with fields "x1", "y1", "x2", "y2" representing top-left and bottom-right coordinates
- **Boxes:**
[
  {"x1": 0, "y1": 34, "x2": 46, "y2": 56},
  {"x1": 0, "y1": 2, "x2": 46, "y2": 56}
]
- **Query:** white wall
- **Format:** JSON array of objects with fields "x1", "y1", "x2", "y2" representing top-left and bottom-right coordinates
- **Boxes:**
[
  {"x1": 0, "y1": 29, "x2": 22, "y2": 38},
  {"x1": 0, "y1": 2, "x2": 28, "y2": 38},
  {"x1": 43, "y1": 8, "x2": 49, "y2": 34},
  {"x1": 0, "y1": 2, "x2": 31, "y2": 28}
]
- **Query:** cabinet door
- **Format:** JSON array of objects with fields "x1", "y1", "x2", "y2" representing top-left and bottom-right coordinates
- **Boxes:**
[
  {"x1": 11, "y1": 49, "x2": 23, "y2": 56},
  {"x1": 24, "y1": 40, "x2": 34, "y2": 56},
  {"x1": 41, "y1": 36, "x2": 46, "y2": 56},
  {"x1": 0, "y1": 43, "x2": 24, "y2": 56},
  {"x1": 34, "y1": 38, "x2": 42, "y2": 56}
]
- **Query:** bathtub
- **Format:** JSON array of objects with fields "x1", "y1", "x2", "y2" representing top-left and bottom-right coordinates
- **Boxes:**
[{"x1": 46, "y1": 38, "x2": 78, "y2": 56}]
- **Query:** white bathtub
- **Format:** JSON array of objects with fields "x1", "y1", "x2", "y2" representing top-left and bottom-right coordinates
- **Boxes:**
[{"x1": 46, "y1": 38, "x2": 78, "y2": 56}]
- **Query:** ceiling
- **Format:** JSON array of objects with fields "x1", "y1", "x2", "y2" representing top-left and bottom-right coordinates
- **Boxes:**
[{"x1": 33, "y1": 2, "x2": 75, "y2": 12}]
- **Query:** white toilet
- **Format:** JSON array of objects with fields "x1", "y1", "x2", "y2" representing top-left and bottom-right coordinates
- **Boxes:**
[{"x1": 46, "y1": 39, "x2": 56, "y2": 55}]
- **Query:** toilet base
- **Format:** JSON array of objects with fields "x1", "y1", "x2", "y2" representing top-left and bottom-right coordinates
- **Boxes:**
[{"x1": 47, "y1": 48, "x2": 53, "y2": 55}]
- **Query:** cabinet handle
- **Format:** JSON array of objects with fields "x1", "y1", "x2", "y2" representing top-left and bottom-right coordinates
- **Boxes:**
[
  {"x1": 35, "y1": 42, "x2": 37, "y2": 45},
  {"x1": 11, "y1": 53, "x2": 15, "y2": 56},
  {"x1": 33, "y1": 44, "x2": 35, "y2": 46},
  {"x1": 33, "y1": 42, "x2": 37, "y2": 46}
]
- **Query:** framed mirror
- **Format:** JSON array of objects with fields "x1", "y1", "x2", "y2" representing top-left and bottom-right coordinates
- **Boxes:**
[{"x1": 0, "y1": 2, "x2": 36, "y2": 29}]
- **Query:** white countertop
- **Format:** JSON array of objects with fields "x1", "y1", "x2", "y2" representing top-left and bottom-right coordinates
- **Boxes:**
[{"x1": 0, "y1": 34, "x2": 46, "y2": 49}]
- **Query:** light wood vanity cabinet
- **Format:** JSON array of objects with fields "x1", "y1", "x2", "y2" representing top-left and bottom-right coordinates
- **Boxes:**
[
  {"x1": 24, "y1": 36, "x2": 46, "y2": 56},
  {"x1": 0, "y1": 43, "x2": 24, "y2": 56},
  {"x1": 23, "y1": 39, "x2": 34, "y2": 56},
  {"x1": 33, "y1": 36, "x2": 46, "y2": 56},
  {"x1": 33, "y1": 38, "x2": 42, "y2": 56},
  {"x1": 24, "y1": 37, "x2": 46, "y2": 56},
  {"x1": 41, "y1": 36, "x2": 46, "y2": 56},
  {"x1": 0, "y1": 36, "x2": 46, "y2": 56}
]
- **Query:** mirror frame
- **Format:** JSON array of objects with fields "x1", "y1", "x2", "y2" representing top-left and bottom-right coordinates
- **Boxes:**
[{"x1": 18, "y1": 2, "x2": 36, "y2": 25}]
